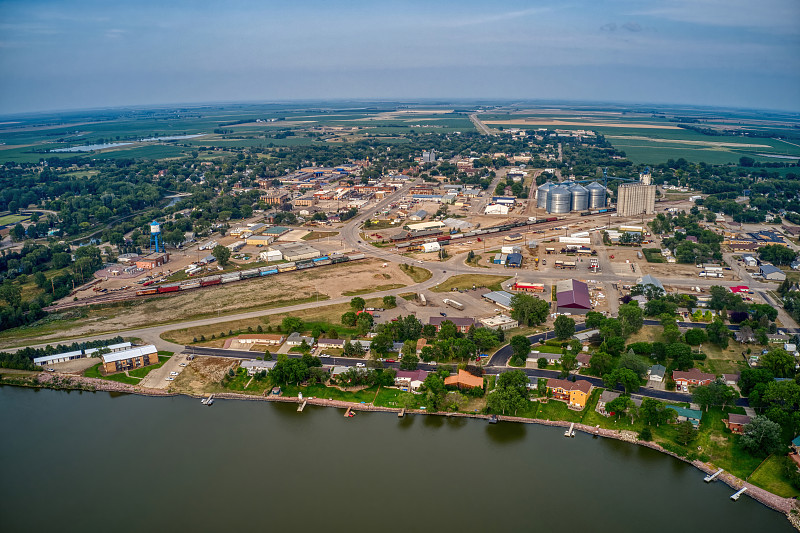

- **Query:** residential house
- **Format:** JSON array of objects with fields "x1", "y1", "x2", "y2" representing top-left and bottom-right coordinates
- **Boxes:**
[
  {"x1": 666, "y1": 405, "x2": 703, "y2": 428},
  {"x1": 546, "y1": 378, "x2": 593, "y2": 409},
  {"x1": 286, "y1": 332, "x2": 315, "y2": 347},
  {"x1": 395, "y1": 370, "x2": 428, "y2": 392},
  {"x1": 596, "y1": 390, "x2": 620, "y2": 416},
  {"x1": 317, "y1": 338, "x2": 345, "y2": 350},
  {"x1": 232, "y1": 334, "x2": 285, "y2": 346},
  {"x1": 240, "y1": 360, "x2": 277, "y2": 376},
  {"x1": 723, "y1": 373, "x2": 740, "y2": 386},
  {"x1": 428, "y1": 316, "x2": 475, "y2": 334},
  {"x1": 723, "y1": 413, "x2": 751, "y2": 434},
  {"x1": 416, "y1": 338, "x2": 427, "y2": 355},
  {"x1": 673, "y1": 368, "x2": 715, "y2": 388},
  {"x1": 444, "y1": 370, "x2": 484, "y2": 389},
  {"x1": 648, "y1": 364, "x2": 666, "y2": 383},
  {"x1": 576, "y1": 353, "x2": 591, "y2": 368}
]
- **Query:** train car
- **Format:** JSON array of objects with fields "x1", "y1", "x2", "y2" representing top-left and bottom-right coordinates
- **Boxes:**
[
  {"x1": 158, "y1": 285, "x2": 180, "y2": 294},
  {"x1": 348, "y1": 253, "x2": 366, "y2": 261},
  {"x1": 312, "y1": 256, "x2": 330, "y2": 263},
  {"x1": 278, "y1": 262, "x2": 297, "y2": 272},
  {"x1": 143, "y1": 280, "x2": 155, "y2": 287},
  {"x1": 436, "y1": 235, "x2": 451, "y2": 242},
  {"x1": 181, "y1": 281, "x2": 201, "y2": 290},
  {"x1": 315, "y1": 258, "x2": 332, "y2": 266},
  {"x1": 221, "y1": 273, "x2": 241, "y2": 283},
  {"x1": 450, "y1": 233, "x2": 464, "y2": 240},
  {"x1": 200, "y1": 276, "x2": 221, "y2": 287},
  {"x1": 330, "y1": 255, "x2": 349, "y2": 264},
  {"x1": 296, "y1": 260, "x2": 314, "y2": 270},
  {"x1": 241, "y1": 268, "x2": 260, "y2": 279},
  {"x1": 136, "y1": 288, "x2": 159, "y2": 296},
  {"x1": 260, "y1": 268, "x2": 278, "y2": 276}
]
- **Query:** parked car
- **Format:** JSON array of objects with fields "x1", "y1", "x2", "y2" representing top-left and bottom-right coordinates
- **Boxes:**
[
  {"x1": 165, "y1": 377, "x2": 174, "y2": 381},
  {"x1": 170, "y1": 371, "x2": 179, "y2": 376},
  {"x1": 46, "y1": 368, "x2": 55, "y2": 372},
  {"x1": 386, "y1": 359, "x2": 396, "y2": 363},
  {"x1": 356, "y1": 363, "x2": 366, "y2": 368},
  {"x1": 320, "y1": 353, "x2": 330, "y2": 358},
  {"x1": 179, "y1": 363, "x2": 187, "y2": 367},
  {"x1": 440, "y1": 312, "x2": 447, "y2": 317}
]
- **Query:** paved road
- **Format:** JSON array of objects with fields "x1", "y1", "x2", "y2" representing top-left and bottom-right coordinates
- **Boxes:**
[{"x1": 469, "y1": 114, "x2": 493, "y2": 135}]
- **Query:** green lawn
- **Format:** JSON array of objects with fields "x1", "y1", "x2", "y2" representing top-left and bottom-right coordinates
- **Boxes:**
[
  {"x1": 748, "y1": 455, "x2": 800, "y2": 498},
  {"x1": 0, "y1": 214, "x2": 28, "y2": 225},
  {"x1": 280, "y1": 383, "x2": 380, "y2": 403},
  {"x1": 342, "y1": 283, "x2": 405, "y2": 296},
  {"x1": 83, "y1": 362, "x2": 140, "y2": 385},
  {"x1": 399, "y1": 264, "x2": 432, "y2": 283},
  {"x1": 127, "y1": 355, "x2": 171, "y2": 378}
]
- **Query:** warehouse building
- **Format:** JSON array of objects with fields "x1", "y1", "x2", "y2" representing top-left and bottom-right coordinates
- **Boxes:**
[
  {"x1": 101, "y1": 345, "x2": 159, "y2": 373},
  {"x1": 760, "y1": 264, "x2": 787, "y2": 281},
  {"x1": 556, "y1": 279, "x2": 592, "y2": 314},
  {"x1": 246, "y1": 235, "x2": 275, "y2": 246},
  {"x1": 268, "y1": 243, "x2": 321, "y2": 262},
  {"x1": 135, "y1": 252, "x2": 169, "y2": 270},
  {"x1": 33, "y1": 342, "x2": 133, "y2": 367},
  {"x1": 482, "y1": 290, "x2": 514, "y2": 310}
]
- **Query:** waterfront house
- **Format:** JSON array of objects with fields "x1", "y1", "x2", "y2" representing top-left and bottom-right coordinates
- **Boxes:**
[
  {"x1": 444, "y1": 370, "x2": 484, "y2": 390},
  {"x1": 666, "y1": 405, "x2": 702, "y2": 428},
  {"x1": 395, "y1": 369, "x2": 428, "y2": 392},
  {"x1": 723, "y1": 413, "x2": 751, "y2": 434},
  {"x1": 596, "y1": 390, "x2": 620, "y2": 416},
  {"x1": 101, "y1": 345, "x2": 159, "y2": 373},
  {"x1": 546, "y1": 378, "x2": 592, "y2": 409},
  {"x1": 792, "y1": 436, "x2": 800, "y2": 454},
  {"x1": 240, "y1": 360, "x2": 277, "y2": 376}
]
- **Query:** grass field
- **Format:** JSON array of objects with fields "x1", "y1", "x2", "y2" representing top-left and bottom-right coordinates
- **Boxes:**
[
  {"x1": 302, "y1": 231, "x2": 339, "y2": 241},
  {"x1": 399, "y1": 264, "x2": 432, "y2": 283},
  {"x1": 0, "y1": 214, "x2": 28, "y2": 225},
  {"x1": 431, "y1": 274, "x2": 511, "y2": 292},
  {"x1": 342, "y1": 283, "x2": 405, "y2": 296}
]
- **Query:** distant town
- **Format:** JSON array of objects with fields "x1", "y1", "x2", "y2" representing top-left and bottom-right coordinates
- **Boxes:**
[{"x1": 2, "y1": 102, "x2": 800, "y2": 521}]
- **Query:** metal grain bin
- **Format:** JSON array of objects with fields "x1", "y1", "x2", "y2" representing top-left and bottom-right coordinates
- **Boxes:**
[
  {"x1": 547, "y1": 186, "x2": 571, "y2": 214},
  {"x1": 587, "y1": 182, "x2": 607, "y2": 209},
  {"x1": 569, "y1": 183, "x2": 589, "y2": 212},
  {"x1": 536, "y1": 182, "x2": 553, "y2": 209}
]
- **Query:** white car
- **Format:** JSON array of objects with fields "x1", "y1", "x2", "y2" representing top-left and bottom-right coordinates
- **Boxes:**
[
  {"x1": 356, "y1": 363, "x2": 366, "y2": 367},
  {"x1": 170, "y1": 371, "x2": 179, "y2": 376},
  {"x1": 179, "y1": 363, "x2": 187, "y2": 367},
  {"x1": 165, "y1": 377, "x2": 174, "y2": 381},
  {"x1": 320, "y1": 353, "x2": 330, "y2": 358}
]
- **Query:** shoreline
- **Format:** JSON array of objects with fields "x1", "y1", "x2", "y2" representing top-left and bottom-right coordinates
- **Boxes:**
[{"x1": 10, "y1": 372, "x2": 800, "y2": 528}]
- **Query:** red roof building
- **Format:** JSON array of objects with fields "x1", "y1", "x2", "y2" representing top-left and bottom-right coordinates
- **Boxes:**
[{"x1": 673, "y1": 368, "x2": 715, "y2": 387}]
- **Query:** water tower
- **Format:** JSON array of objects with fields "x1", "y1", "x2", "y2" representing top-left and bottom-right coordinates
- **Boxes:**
[{"x1": 149, "y1": 221, "x2": 163, "y2": 253}]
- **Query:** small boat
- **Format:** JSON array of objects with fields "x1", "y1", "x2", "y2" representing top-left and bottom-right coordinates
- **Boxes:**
[
  {"x1": 489, "y1": 415, "x2": 498, "y2": 424},
  {"x1": 347, "y1": 411, "x2": 356, "y2": 418}
]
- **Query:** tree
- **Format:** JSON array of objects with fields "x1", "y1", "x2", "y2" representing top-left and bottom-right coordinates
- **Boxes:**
[
  {"x1": 618, "y1": 303, "x2": 644, "y2": 337},
  {"x1": 758, "y1": 244, "x2": 796, "y2": 266},
  {"x1": 537, "y1": 357, "x2": 548, "y2": 369},
  {"x1": 599, "y1": 318, "x2": 622, "y2": 340},
  {"x1": 398, "y1": 392, "x2": 416, "y2": 410},
  {"x1": 422, "y1": 373, "x2": 447, "y2": 411},
  {"x1": 584, "y1": 311, "x2": 605, "y2": 329},
  {"x1": 488, "y1": 370, "x2": 529, "y2": 415},
  {"x1": 382, "y1": 295, "x2": 396, "y2": 308},
  {"x1": 685, "y1": 328, "x2": 707, "y2": 346},
  {"x1": 350, "y1": 297, "x2": 366, "y2": 311},
  {"x1": 740, "y1": 416, "x2": 784, "y2": 456},
  {"x1": 341, "y1": 311, "x2": 357, "y2": 327},
  {"x1": 282, "y1": 316, "x2": 303, "y2": 334},
  {"x1": 619, "y1": 351, "x2": 648, "y2": 378},
  {"x1": 356, "y1": 313, "x2": 374, "y2": 335},
  {"x1": 739, "y1": 368, "x2": 775, "y2": 396},
  {"x1": 10, "y1": 223, "x2": 25, "y2": 241},
  {"x1": 437, "y1": 320, "x2": 459, "y2": 340},
  {"x1": 666, "y1": 342, "x2": 693, "y2": 371},
  {"x1": 510, "y1": 293, "x2": 550, "y2": 326},
  {"x1": 400, "y1": 353, "x2": 419, "y2": 370},
  {"x1": 761, "y1": 348, "x2": 795, "y2": 378},
  {"x1": 604, "y1": 368, "x2": 641, "y2": 394},
  {"x1": 706, "y1": 319, "x2": 730, "y2": 348},
  {"x1": 605, "y1": 396, "x2": 633, "y2": 418},
  {"x1": 472, "y1": 328, "x2": 499, "y2": 353},
  {"x1": 640, "y1": 398, "x2": 672, "y2": 426},
  {"x1": 554, "y1": 315, "x2": 575, "y2": 340},
  {"x1": 589, "y1": 351, "x2": 613, "y2": 376},
  {"x1": 211, "y1": 244, "x2": 231, "y2": 267},
  {"x1": 601, "y1": 336, "x2": 626, "y2": 357},
  {"x1": 510, "y1": 335, "x2": 531, "y2": 365},
  {"x1": 370, "y1": 333, "x2": 393, "y2": 357},
  {"x1": 560, "y1": 352, "x2": 577, "y2": 377},
  {"x1": 675, "y1": 421, "x2": 696, "y2": 446}
]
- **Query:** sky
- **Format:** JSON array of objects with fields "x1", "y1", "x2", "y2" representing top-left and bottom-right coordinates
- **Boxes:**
[{"x1": 1, "y1": 0, "x2": 799, "y2": 114}]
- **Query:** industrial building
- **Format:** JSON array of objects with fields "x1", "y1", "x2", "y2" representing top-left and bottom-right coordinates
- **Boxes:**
[
  {"x1": 32, "y1": 342, "x2": 133, "y2": 367},
  {"x1": 101, "y1": 345, "x2": 159, "y2": 373},
  {"x1": 479, "y1": 315, "x2": 518, "y2": 330},
  {"x1": 267, "y1": 243, "x2": 321, "y2": 262},
  {"x1": 555, "y1": 279, "x2": 592, "y2": 314},
  {"x1": 135, "y1": 253, "x2": 169, "y2": 270},
  {"x1": 482, "y1": 290, "x2": 514, "y2": 310},
  {"x1": 760, "y1": 264, "x2": 787, "y2": 281},
  {"x1": 616, "y1": 171, "x2": 655, "y2": 217},
  {"x1": 246, "y1": 235, "x2": 275, "y2": 246}
]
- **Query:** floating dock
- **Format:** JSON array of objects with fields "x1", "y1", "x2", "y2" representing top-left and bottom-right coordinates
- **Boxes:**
[
  {"x1": 201, "y1": 394, "x2": 214, "y2": 406},
  {"x1": 297, "y1": 400, "x2": 307, "y2": 412},
  {"x1": 564, "y1": 422, "x2": 575, "y2": 437},
  {"x1": 731, "y1": 487, "x2": 747, "y2": 501},
  {"x1": 344, "y1": 407, "x2": 352, "y2": 417},
  {"x1": 704, "y1": 468, "x2": 723, "y2": 483}
]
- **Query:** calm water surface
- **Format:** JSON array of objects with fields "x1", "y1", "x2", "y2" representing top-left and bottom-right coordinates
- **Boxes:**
[{"x1": 0, "y1": 387, "x2": 791, "y2": 532}]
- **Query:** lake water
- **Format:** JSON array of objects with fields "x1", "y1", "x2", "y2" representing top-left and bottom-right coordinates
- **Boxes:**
[
  {"x1": 49, "y1": 134, "x2": 205, "y2": 152},
  {"x1": 0, "y1": 386, "x2": 791, "y2": 532}
]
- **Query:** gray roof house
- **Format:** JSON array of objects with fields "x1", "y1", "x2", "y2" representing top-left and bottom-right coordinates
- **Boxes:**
[{"x1": 648, "y1": 364, "x2": 666, "y2": 382}]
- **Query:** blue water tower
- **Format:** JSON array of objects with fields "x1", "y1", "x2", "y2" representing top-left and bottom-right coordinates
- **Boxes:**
[{"x1": 149, "y1": 221, "x2": 163, "y2": 253}]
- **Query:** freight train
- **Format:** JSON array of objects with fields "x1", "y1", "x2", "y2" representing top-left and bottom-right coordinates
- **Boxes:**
[
  {"x1": 135, "y1": 254, "x2": 364, "y2": 297},
  {"x1": 392, "y1": 217, "x2": 565, "y2": 249}
]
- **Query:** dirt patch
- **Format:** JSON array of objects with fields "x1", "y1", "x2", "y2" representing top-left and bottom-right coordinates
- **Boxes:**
[
  {"x1": 170, "y1": 357, "x2": 236, "y2": 395},
  {"x1": 485, "y1": 119, "x2": 681, "y2": 129}
]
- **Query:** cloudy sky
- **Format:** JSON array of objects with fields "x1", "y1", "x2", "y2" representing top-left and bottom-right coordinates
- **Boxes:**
[{"x1": 1, "y1": 0, "x2": 798, "y2": 113}]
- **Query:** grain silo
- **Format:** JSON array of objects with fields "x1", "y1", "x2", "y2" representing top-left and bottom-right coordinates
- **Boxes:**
[
  {"x1": 587, "y1": 182, "x2": 607, "y2": 209},
  {"x1": 536, "y1": 182, "x2": 553, "y2": 209},
  {"x1": 569, "y1": 183, "x2": 589, "y2": 212},
  {"x1": 547, "y1": 186, "x2": 571, "y2": 214}
]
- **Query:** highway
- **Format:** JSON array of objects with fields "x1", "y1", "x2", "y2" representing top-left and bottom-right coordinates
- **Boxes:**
[{"x1": 469, "y1": 114, "x2": 493, "y2": 135}]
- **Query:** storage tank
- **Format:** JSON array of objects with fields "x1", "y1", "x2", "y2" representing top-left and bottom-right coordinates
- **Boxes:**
[
  {"x1": 536, "y1": 182, "x2": 553, "y2": 209},
  {"x1": 587, "y1": 182, "x2": 607, "y2": 209},
  {"x1": 547, "y1": 186, "x2": 571, "y2": 214},
  {"x1": 569, "y1": 184, "x2": 589, "y2": 212}
]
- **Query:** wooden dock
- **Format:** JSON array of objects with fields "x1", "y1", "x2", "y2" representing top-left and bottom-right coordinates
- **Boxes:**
[
  {"x1": 297, "y1": 400, "x2": 307, "y2": 412},
  {"x1": 564, "y1": 422, "x2": 575, "y2": 437},
  {"x1": 731, "y1": 487, "x2": 747, "y2": 501},
  {"x1": 398, "y1": 408, "x2": 405, "y2": 418},
  {"x1": 344, "y1": 407, "x2": 352, "y2": 417}
]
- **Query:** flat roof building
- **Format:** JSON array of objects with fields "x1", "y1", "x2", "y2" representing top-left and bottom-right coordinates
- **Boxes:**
[
  {"x1": 482, "y1": 290, "x2": 514, "y2": 310},
  {"x1": 101, "y1": 345, "x2": 159, "y2": 373}
]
